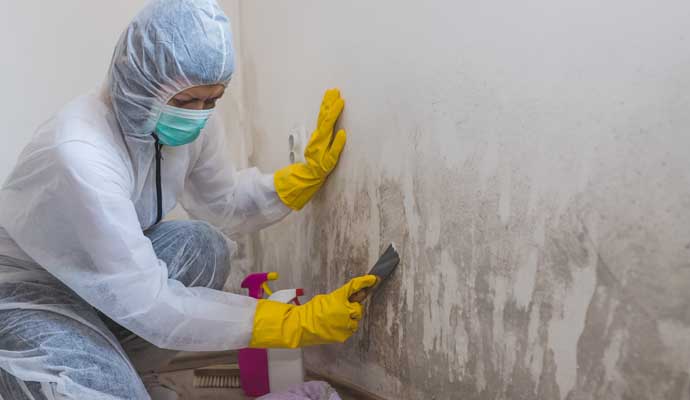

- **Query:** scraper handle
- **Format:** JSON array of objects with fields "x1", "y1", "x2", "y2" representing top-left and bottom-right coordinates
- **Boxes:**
[
  {"x1": 347, "y1": 243, "x2": 399, "y2": 303},
  {"x1": 348, "y1": 288, "x2": 370, "y2": 303},
  {"x1": 348, "y1": 281, "x2": 378, "y2": 303}
]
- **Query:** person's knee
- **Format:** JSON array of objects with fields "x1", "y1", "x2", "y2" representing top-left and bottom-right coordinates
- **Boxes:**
[
  {"x1": 151, "y1": 220, "x2": 231, "y2": 289},
  {"x1": 187, "y1": 220, "x2": 231, "y2": 262},
  {"x1": 185, "y1": 221, "x2": 231, "y2": 283},
  {"x1": 192, "y1": 221, "x2": 232, "y2": 290}
]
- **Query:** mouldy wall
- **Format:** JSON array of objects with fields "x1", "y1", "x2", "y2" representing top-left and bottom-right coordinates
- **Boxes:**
[{"x1": 225, "y1": 1, "x2": 690, "y2": 399}]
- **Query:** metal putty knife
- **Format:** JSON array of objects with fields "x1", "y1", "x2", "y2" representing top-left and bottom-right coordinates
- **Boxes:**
[{"x1": 349, "y1": 243, "x2": 400, "y2": 303}]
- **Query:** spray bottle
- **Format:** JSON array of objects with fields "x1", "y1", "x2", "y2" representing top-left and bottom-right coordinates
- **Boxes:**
[{"x1": 238, "y1": 272, "x2": 304, "y2": 396}]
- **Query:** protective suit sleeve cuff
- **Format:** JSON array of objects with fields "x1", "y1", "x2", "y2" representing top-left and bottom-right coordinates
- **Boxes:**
[{"x1": 262, "y1": 173, "x2": 278, "y2": 192}]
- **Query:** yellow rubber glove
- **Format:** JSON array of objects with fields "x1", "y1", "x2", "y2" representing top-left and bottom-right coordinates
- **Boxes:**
[
  {"x1": 249, "y1": 275, "x2": 377, "y2": 349},
  {"x1": 274, "y1": 88, "x2": 347, "y2": 210}
]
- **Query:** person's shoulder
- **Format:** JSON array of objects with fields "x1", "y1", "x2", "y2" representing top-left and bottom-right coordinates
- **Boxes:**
[
  {"x1": 48, "y1": 95, "x2": 131, "y2": 181},
  {"x1": 46, "y1": 93, "x2": 129, "y2": 155},
  {"x1": 49, "y1": 138, "x2": 134, "y2": 193},
  {"x1": 55, "y1": 94, "x2": 113, "y2": 136},
  {"x1": 6, "y1": 93, "x2": 133, "y2": 192}
]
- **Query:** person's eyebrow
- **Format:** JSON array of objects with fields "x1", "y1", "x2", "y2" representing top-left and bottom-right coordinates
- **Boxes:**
[{"x1": 173, "y1": 93, "x2": 195, "y2": 101}]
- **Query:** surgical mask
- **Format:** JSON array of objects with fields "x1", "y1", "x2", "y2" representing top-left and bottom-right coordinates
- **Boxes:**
[{"x1": 154, "y1": 104, "x2": 214, "y2": 146}]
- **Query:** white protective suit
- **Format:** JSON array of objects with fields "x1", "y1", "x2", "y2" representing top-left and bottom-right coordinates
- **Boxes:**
[{"x1": 0, "y1": 0, "x2": 290, "y2": 354}]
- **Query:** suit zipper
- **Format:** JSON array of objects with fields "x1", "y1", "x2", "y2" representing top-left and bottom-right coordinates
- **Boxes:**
[{"x1": 153, "y1": 134, "x2": 163, "y2": 225}]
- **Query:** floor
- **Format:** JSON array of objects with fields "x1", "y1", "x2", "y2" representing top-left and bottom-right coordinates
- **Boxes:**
[
  {"x1": 159, "y1": 368, "x2": 249, "y2": 400},
  {"x1": 158, "y1": 368, "x2": 362, "y2": 400},
  {"x1": 156, "y1": 352, "x2": 367, "y2": 400}
]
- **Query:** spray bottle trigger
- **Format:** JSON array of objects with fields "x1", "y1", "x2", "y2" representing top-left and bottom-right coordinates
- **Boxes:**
[
  {"x1": 261, "y1": 282, "x2": 273, "y2": 297},
  {"x1": 260, "y1": 272, "x2": 279, "y2": 297}
]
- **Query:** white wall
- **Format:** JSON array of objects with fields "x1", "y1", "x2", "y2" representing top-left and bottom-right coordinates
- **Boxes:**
[
  {"x1": 0, "y1": 1, "x2": 144, "y2": 181},
  {"x1": 5, "y1": 2, "x2": 690, "y2": 398},
  {"x1": 233, "y1": 1, "x2": 690, "y2": 399}
]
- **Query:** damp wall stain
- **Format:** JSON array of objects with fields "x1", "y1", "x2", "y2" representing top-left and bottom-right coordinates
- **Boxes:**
[
  {"x1": 226, "y1": 1, "x2": 690, "y2": 398},
  {"x1": 251, "y1": 127, "x2": 690, "y2": 399}
]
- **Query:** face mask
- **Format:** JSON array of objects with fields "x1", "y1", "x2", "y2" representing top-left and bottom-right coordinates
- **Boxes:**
[{"x1": 154, "y1": 104, "x2": 214, "y2": 146}]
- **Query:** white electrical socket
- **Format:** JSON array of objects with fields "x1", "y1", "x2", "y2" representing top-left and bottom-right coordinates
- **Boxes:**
[{"x1": 288, "y1": 124, "x2": 307, "y2": 163}]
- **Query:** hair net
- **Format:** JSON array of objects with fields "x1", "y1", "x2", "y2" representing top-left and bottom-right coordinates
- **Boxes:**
[{"x1": 109, "y1": 0, "x2": 235, "y2": 139}]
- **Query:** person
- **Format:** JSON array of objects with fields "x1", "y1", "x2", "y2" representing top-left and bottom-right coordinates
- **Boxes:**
[{"x1": 0, "y1": 0, "x2": 376, "y2": 398}]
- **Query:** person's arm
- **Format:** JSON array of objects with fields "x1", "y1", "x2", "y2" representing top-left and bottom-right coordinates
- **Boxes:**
[
  {"x1": 181, "y1": 115, "x2": 291, "y2": 236},
  {"x1": 184, "y1": 88, "x2": 347, "y2": 233},
  {"x1": 0, "y1": 140, "x2": 258, "y2": 351}
]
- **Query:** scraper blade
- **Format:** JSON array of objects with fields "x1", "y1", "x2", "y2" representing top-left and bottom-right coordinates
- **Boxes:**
[{"x1": 349, "y1": 243, "x2": 400, "y2": 303}]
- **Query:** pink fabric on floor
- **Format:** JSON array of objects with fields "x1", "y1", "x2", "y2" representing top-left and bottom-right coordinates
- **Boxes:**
[{"x1": 256, "y1": 381, "x2": 341, "y2": 400}]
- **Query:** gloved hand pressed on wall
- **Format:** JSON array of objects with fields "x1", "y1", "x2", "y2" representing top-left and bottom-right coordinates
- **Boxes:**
[
  {"x1": 249, "y1": 275, "x2": 377, "y2": 348},
  {"x1": 274, "y1": 88, "x2": 347, "y2": 210}
]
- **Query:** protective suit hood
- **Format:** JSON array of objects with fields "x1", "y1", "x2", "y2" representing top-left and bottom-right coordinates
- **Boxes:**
[{"x1": 108, "y1": 0, "x2": 235, "y2": 139}]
